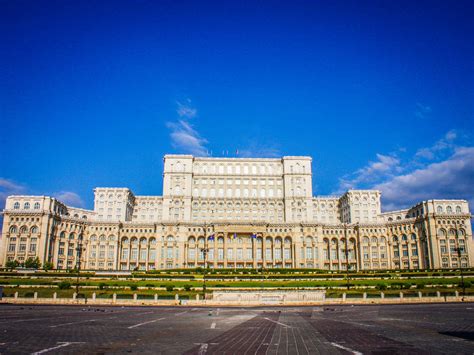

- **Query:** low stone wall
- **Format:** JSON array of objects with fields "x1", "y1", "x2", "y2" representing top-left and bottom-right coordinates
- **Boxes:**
[{"x1": 1, "y1": 290, "x2": 472, "y2": 306}]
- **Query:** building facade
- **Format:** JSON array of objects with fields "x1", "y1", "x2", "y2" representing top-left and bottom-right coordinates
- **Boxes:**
[{"x1": 1, "y1": 154, "x2": 472, "y2": 271}]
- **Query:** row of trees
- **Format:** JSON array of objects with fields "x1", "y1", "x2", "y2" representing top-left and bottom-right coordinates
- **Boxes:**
[{"x1": 5, "y1": 257, "x2": 53, "y2": 271}]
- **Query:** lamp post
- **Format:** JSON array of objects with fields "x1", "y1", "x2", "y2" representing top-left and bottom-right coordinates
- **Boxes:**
[
  {"x1": 454, "y1": 228, "x2": 465, "y2": 299},
  {"x1": 343, "y1": 224, "x2": 353, "y2": 290},
  {"x1": 75, "y1": 226, "x2": 84, "y2": 299},
  {"x1": 200, "y1": 223, "x2": 211, "y2": 299}
]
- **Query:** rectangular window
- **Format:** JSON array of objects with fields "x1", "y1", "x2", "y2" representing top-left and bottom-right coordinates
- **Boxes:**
[
  {"x1": 131, "y1": 248, "x2": 138, "y2": 261},
  {"x1": 218, "y1": 248, "x2": 224, "y2": 260},
  {"x1": 208, "y1": 248, "x2": 214, "y2": 260},
  {"x1": 108, "y1": 247, "x2": 115, "y2": 259},
  {"x1": 275, "y1": 249, "x2": 282, "y2": 260},
  {"x1": 8, "y1": 243, "x2": 16, "y2": 252},
  {"x1": 256, "y1": 248, "x2": 262, "y2": 260},
  {"x1": 167, "y1": 247, "x2": 173, "y2": 259},
  {"x1": 140, "y1": 249, "x2": 147, "y2": 261},
  {"x1": 19, "y1": 243, "x2": 26, "y2": 252},
  {"x1": 121, "y1": 248, "x2": 129, "y2": 259},
  {"x1": 227, "y1": 248, "x2": 233, "y2": 259},
  {"x1": 306, "y1": 247, "x2": 313, "y2": 259},
  {"x1": 149, "y1": 250, "x2": 156, "y2": 262},
  {"x1": 237, "y1": 248, "x2": 243, "y2": 259},
  {"x1": 188, "y1": 249, "x2": 195, "y2": 260},
  {"x1": 284, "y1": 248, "x2": 290, "y2": 260},
  {"x1": 402, "y1": 245, "x2": 409, "y2": 257},
  {"x1": 266, "y1": 248, "x2": 271, "y2": 260},
  {"x1": 246, "y1": 248, "x2": 252, "y2": 260}
]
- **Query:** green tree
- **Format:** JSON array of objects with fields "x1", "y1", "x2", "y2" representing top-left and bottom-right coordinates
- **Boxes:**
[
  {"x1": 43, "y1": 261, "x2": 54, "y2": 271},
  {"x1": 5, "y1": 260, "x2": 20, "y2": 270},
  {"x1": 24, "y1": 257, "x2": 41, "y2": 269}
]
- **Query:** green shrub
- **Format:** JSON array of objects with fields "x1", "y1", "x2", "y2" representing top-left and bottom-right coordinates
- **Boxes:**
[
  {"x1": 99, "y1": 282, "x2": 107, "y2": 290},
  {"x1": 183, "y1": 284, "x2": 192, "y2": 291},
  {"x1": 166, "y1": 285, "x2": 174, "y2": 292},
  {"x1": 416, "y1": 282, "x2": 425, "y2": 289},
  {"x1": 461, "y1": 280, "x2": 472, "y2": 288},
  {"x1": 376, "y1": 283, "x2": 387, "y2": 291},
  {"x1": 130, "y1": 284, "x2": 138, "y2": 291},
  {"x1": 57, "y1": 281, "x2": 71, "y2": 290},
  {"x1": 43, "y1": 261, "x2": 54, "y2": 271}
]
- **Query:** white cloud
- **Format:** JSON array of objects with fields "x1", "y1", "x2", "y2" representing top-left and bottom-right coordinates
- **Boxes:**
[
  {"x1": 374, "y1": 147, "x2": 474, "y2": 211},
  {"x1": 177, "y1": 101, "x2": 197, "y2": 118},
  {"x1": 415, "y1": 129, "x2": 457, "y2": 160},
  {"x1": 336, "y1": 153, "x2": 401, "y2": 193},
  {"x1": 238, "y1": 145, "x2": 281, "y2": 158},
  {"x1": 334, "y1": 130, "x2": 473, "y2": 211},
  {"x1": 53, "y1": 191, "x2": 85, "y2": 208},
  {"x1": 414, "y1": 102, "x2": 432, "y2": 119},
  {"x1": 167, "y1": 101, "x2": 209, "y2": 156},
  {"x1": 0, "y1": 178, "x2": 26, "y2": 209},
  {"x1": 167, "y1": 119, "x2": 208, "y2": 156}
]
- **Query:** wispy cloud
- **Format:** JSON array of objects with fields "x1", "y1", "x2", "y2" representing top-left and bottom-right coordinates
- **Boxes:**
[
  {"x1": 336, "y1": 153, "x2": 401, "y2": 193},
  {"x1": 238, "y1": 144, "x2": 281, "y2": 158},
  {"x1": 167, "y1": 100, "x2": 208, "y2": 156},
  {"x1": 53, "y1": 191, "x2": 85, "y2": 208},
  {"x1": 0, "y1": 178, "x2": 26, "y2": 209},
  {"x1": 414, "y1": 102, "x2": 432, "y2": 119},
  {"x1": 415, "y1": 129, "x2": 457, "y2": 160},
  {"x1": 374, "y1": 147, "x2": 474, "y2": 210},
  {"x1": 177, "y1": 100, "x2": 197, "y2": 118},
  {"x1": 334, "y1": 130, "x2": 473, "y2": 211}
]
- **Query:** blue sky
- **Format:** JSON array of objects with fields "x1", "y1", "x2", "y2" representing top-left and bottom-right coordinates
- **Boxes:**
[{"x1": 1, "y1": 0, "x2": 473, "y2": 212}]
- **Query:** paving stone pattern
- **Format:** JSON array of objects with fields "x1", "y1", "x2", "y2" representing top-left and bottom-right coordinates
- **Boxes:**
[{"x1": 0, "y1": 303, "x2": 472, "y2": 354}]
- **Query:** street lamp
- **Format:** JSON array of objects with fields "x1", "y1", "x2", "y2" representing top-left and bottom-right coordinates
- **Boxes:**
[
  {"x1": 200, "y1": 223, "x2": 212, "y2": 299},
  {"x1": 75, "y1": 225, "x2": 85, "y2": 300},
  {"x1": 454, "y1": 228, "x2": 465, "y2": 299},
  {"x1": 342, "y1": 224, "x2": 353, "y2": 290}
]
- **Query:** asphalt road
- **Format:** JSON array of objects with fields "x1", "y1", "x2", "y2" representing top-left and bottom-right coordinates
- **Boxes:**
[{"x1": 0, "y1": 303, "x2": 472, "y2": 354}]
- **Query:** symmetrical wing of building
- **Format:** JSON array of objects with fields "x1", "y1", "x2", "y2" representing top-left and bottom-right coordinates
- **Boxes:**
[{"x1": 1, "y1": 155, "x2": 472, "y2": 271}]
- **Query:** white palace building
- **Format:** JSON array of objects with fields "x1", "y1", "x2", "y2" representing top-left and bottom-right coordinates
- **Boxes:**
[{"x1": 1, "y1": 154, "x2": 472, "y2": 271}]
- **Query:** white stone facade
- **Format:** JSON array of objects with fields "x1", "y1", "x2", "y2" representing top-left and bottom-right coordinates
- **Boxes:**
[{"x1": 1, "y1": 154, "x2": 472, "y2": 271}]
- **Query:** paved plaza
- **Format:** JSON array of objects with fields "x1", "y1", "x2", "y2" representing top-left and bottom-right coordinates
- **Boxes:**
[{"x1": 0, "y1": 303, "x2": 472, "y2": 354}]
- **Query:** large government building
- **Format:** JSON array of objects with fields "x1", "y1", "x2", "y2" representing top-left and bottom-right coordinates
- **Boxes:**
[{"x1": 1, "y1": 155, "x2": 472, "y2": 271}]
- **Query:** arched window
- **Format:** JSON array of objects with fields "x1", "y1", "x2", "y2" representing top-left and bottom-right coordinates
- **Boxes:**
[
  {"x1": 437, "y1": 206, "x2": 443, "y2": 214},
  {"x1": 24, "y1": 202, "x2": 30, "y2": 209},
  {"x1": 30, "y1": 226, "x2": 39, "y2": 234},
  {"x1": 60, "y1": 231, "x2": 66, "y2": 239},
  {"x1": 9, "y1": 225, "x2": 18, "y2": 233},
  {"x1": 455, "y1": 206, "x2": 461, "y2": 214},
  {"x1": 393, "y1": 236, "x2": 399, "y2": 243},
  {"x1": 446, "y1": 206, "x2": 452, "y2": 214},
  {"x1": 363, "y1": 236, "x2": 369, "y2": 244},
  {"x1": 370, "y1": 237, "x2": 378, "y2": 244},
  {"x1": 20, "y1": 226, "x2": 28, "y2": 234},
  {"x1": 410, "y1": 233, "x2": 417, "y2": 241},
  {"x1": 437, "y1": 228, "x2": 447, "y2": 237},
  {"x1": 13, "y1": 202, "x2": 20, "y2": 209},
  {"x1": 99, "y1": 235, "x2": 106, "y2": 242},
  {"x1": 401, "y1": 234, "x2": 408, "y2": 241},
  {"x1": 34, "y1": 202, "x2": 40, "y2": 209},
  {"x1": 69, "y1": 233, "x2": 75, "y2": 240}
]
